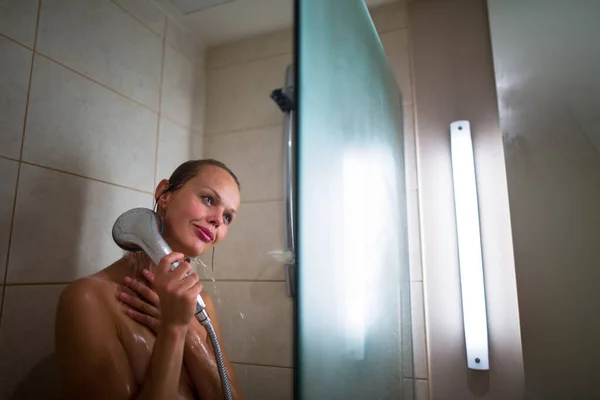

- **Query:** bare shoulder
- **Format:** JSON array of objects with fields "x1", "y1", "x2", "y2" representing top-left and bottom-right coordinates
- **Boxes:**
[
  {"x1": 57, "y1": 275, "x2": 116, "y2": 330},
  {"x1": 59, "y1": 277, "x2": 109, "y2": 311}
]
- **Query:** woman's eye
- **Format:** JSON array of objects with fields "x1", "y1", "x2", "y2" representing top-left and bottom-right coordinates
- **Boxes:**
[
  {"x1": 202, "y1": 196, "x2": 213, "y2": 205},
  {"x1": 224, "y1": 214, "x2": 232, "y2": 224}
]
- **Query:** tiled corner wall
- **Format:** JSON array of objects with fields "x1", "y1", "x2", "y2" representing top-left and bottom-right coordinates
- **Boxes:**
[
  {"x1": 201, "y1": 28, "x2": 294, "y2": 400},
  {"x1": 0, "y1": 0, "x2": 205, "y2": 397},
  {"x1": 370, "y1": 2, "x2": 429, "y2": 400}
]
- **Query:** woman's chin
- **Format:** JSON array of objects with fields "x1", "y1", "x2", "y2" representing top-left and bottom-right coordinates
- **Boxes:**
[
  {"x1": 186, "y1": 240, "x2": 211, "y2": 258},
  {"x1": 166, "y1": 237, "x2": 208, "y2": 258}
]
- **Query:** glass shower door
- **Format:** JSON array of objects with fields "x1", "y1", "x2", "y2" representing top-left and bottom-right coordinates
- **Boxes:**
[{"x1": 296, "y1": 0, "x2": 413, "y2": 399}]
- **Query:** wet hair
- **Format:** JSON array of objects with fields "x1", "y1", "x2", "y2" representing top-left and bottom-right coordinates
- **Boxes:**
[{"x1": 158, "y1": 159, "x2": 240, "y2": 201}]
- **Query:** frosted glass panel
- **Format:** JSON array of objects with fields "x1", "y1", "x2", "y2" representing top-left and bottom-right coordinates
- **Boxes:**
[{"x1": 296, "y1": 0, "x2": 413, "y2": 398}]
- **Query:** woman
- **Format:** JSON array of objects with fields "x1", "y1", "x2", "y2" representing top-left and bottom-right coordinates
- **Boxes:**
[{"x1": 55, "y1": 159, "x2": 244, "y2": 400}]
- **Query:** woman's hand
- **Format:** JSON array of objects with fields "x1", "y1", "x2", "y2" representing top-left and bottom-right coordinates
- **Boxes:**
[
  {"x1": 119, "y1": 264, "x2": 207, "y2": 341},
  {"x1": 149, "y1": 253, "x2": 201, "y2": 332},
  {"x1": 119, "y1": 268, "x2": 162, "y2": 333}
]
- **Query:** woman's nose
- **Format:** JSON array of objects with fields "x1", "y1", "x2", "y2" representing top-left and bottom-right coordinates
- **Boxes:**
[{"x1": 206, "y1": 208, "x2": 224, "y2": 226}]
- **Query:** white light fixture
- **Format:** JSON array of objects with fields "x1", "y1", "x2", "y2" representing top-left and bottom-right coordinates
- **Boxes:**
[{"x1": 450, "y1": 121, "x2": 490, "y2": 370}]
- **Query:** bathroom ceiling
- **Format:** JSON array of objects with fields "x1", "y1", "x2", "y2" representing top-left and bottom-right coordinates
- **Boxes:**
[{"x1": 155, "y1": 0, "x2": 400, "y2": 46}]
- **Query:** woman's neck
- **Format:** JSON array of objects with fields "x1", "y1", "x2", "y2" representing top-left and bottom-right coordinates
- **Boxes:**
[{"x1": 122, "y1": 251, "x2": 154, "y2": 280}]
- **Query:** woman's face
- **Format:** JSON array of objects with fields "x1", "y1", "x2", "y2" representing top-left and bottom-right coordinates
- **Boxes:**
[{"x1": 155, "y1": 165, "x2": 241, "y2": 257}]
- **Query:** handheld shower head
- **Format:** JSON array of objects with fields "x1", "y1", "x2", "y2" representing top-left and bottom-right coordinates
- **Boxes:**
[
  {"x1": 112, "y1": 207, "x2": 170, "y2": 265},
  {"x1": 112, "y1": 207, "x2": 208, "y2": 321}
]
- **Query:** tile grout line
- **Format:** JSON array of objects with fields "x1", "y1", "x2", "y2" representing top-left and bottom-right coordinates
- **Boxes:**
[
  {"x1": 19, "y1": 161, "x2": 155, "y2": 195},
  {"x1": 204, "y1": 123, "x2": 284, "y2": 138},
  {"x1": 0, "y1": 32, "x2": 33, "y2": 51},
  {"x1": 4, "y1": 279, "x2": 285, "y2": 286},
  {"x1": 5, "y1": 282, "x2": 72, "y2": 287},
  {"x1": 240, "y1": 199, "x2": 284, "y2": 205},
  {"x1": 35, "y1": 52, "x2": 160, "y2": 115},
  {"x1": 231, "y1": 361, "x2": 292, "y2": 370},
  {"x1": 376, "y1": 26, "x2": 409, "y2": 36},
  {"x1": 1, "y1": 16, "x2": 205, "y2": 131},
  {"x1": 161, "y1": 113, "x2": 203, "y2": 135},
  {"x1": 161, "y1": 15, "x2": 207, "y2": 69},
  {"x1": 110, "y1": 0, "x2": 164, "y2": 39},
  {"x1": 38, "y1": 54, "x2": 199, "y2": 133},
  {"x1": 0, "y1": 0, "x2": 42, "y2": 326},
  {"x1": 153, "y1": 17, "x2": 167, "y2": 190},
  {"x1": 208, "y1": 279, "x2": 286, "y2": 283},
  {"x1": 0, "y1": 155, "x2": 19, "y2": 164}
]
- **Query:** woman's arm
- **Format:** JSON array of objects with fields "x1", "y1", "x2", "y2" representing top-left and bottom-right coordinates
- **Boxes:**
[
  {"x1": 55, "y1": 279, "x2": 187, "y2": 400},
  {"x1": 57, "y1": 253, "x2": 200, "y2": 400},
  {"x1": 120, "y1": 270, "x2": 244, "y2": 399},
  {"x1": 183, "y1": 294, "x2": 244, "y2": 400}
]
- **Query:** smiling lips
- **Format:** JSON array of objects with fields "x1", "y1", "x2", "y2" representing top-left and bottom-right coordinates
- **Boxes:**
[{"x1": 195, "y1": 225, "x2": 214, "y2": 243}]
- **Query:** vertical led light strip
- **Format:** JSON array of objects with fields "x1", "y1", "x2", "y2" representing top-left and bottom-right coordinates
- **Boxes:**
[{"x1": 450, "y1": 121, "x2": 490, "y2": 370}]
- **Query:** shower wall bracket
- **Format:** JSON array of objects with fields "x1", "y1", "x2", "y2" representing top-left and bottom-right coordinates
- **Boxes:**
[{"x1": 271, "y1": 64, "x2": 296, "y2": 298}]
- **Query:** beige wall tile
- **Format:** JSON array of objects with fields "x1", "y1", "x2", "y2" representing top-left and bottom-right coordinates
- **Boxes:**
[
  {"x1": 114, "y1": 0, "x2": 166, "y2": 37},
  {"x1": 0, "y1": 36, "x2": 31, "y2": 160},
  {"x1": 232, "y1": 363, "x2": 292, "y2": 400},
  {"x1": 370, "y1": 1, "x2": 409, "y2": 33},
  {"x1": 198, "y1": 202, "x2": 285, "y2": 281},
  {"x1": 23, "y1": 56, "x2": 157, "y2": 191},
  {"x1": 205, "y1": 55, "x2": 289, "y2": 134},
  {"x1": 7, "y1": 164, "x2": 152, "y2": 283},
  {"x1": 380, "y1": 29, "x2": 413, "y2": 105},
  {"x1": 407, "y1": 190, "x2": 422, "y2": 281},
  {"x1": 203, "y1": 281, "x2": 292, "y2": 367},
  {"x1": 204, "y1": 126, "x2": 283, "y2": 202},
  {"x1": 166, "y1": 17, "x2": 205, "y2": 64},
  {"x1": 190, "y1": 132, "x2": 203, "y2": 159},
  {"x1": 161, "y1": 44, "x2": 205, "y2": 130},
  {"x1": 0, "y1": 0, "x2": 38, "y2": 47},
  {"x1": 0, "y1": 284, "x2": 66, "y2": 399},
  {"x1": 411, "y1": 282, "x2": 428, "y2": 379},
  {"x1": 0, "y1": 159, "x2": 18, "y2": 281},
  {"x1": 208, "y1": 28, "x2": 293, "y2": 70},
  {"x1": 155, "y1": 117, "x2": 192, "y2": 186},
  {"x1": 37, "y1": 0, "x2": 162, "y2": 109}
]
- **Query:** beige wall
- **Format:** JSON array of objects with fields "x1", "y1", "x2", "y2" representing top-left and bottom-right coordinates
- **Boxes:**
[
  {"x1": 0, "y1": 0, "x2": 204, "y2": 397},
  {"x1": 409, "y1": 0, "x2": 525, "y2": 399},
  {"x1": 487, "y1": 1, "x2": 600, "y2": 398},
  {"x1": 201, "y1": 29, "x2": 294, "y2": 400}
]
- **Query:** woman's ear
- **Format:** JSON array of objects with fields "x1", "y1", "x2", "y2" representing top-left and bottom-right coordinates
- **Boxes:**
[{"x1": 154, "y1": 179, "x2": 171, "y2": 209}]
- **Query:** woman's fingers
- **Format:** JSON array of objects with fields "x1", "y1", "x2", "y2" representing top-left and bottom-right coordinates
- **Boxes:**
[
  {"x1": 170, "y1": 259, "x2": 192, "y2": 281},
  {"x1": 125, "y1": 308, "x2": 160, "y2": 333},
  {"x1": 124, "y1": 275, "x2": 159, "y2": 307},
  {"x1": 119, "y1": 290, "x2": 160, "y2": 318},
  {"x1": 157, "y1": 252, "x2": 186, "y2": 275},
  {"x1": 180, "y1": 272, "x2": 201, "y2": 291},
  {"x1": 141, "y1": 268, "x2": 155, "y2": 284}
]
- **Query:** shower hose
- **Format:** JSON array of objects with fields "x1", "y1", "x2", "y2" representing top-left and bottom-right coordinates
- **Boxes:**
[{"x1": 196, "y1": 310, "x2": 233, "y2": 400}]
